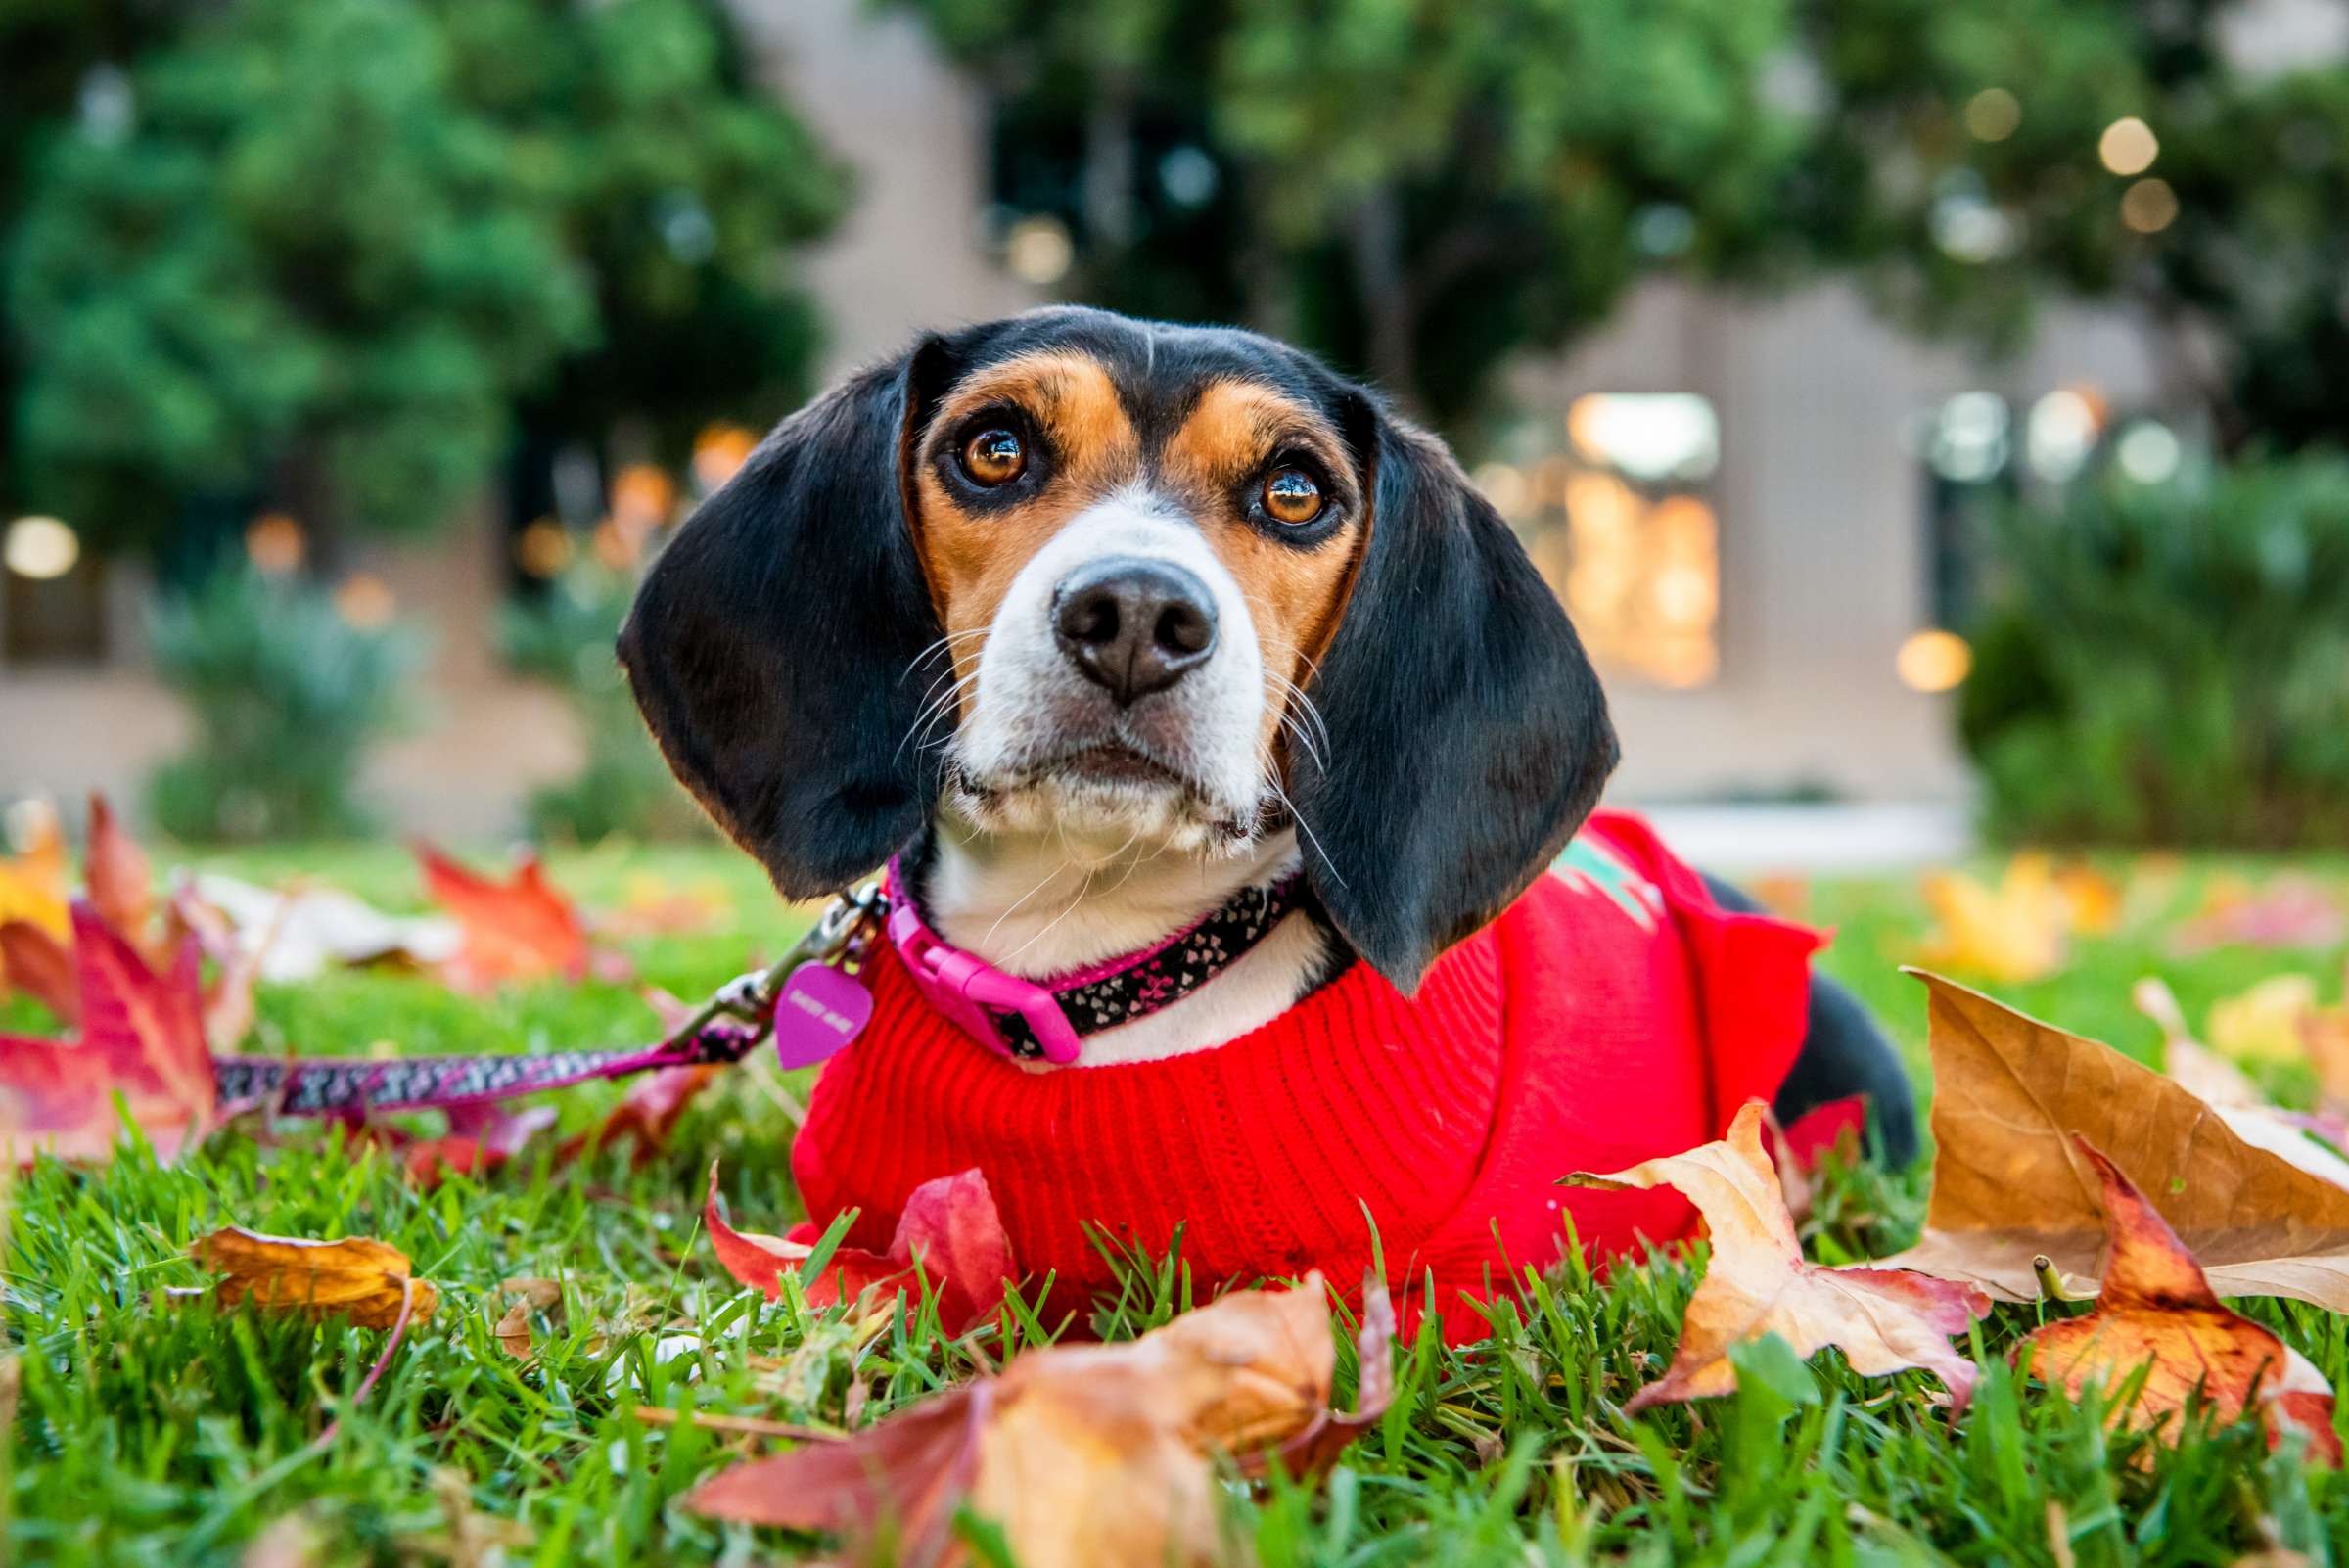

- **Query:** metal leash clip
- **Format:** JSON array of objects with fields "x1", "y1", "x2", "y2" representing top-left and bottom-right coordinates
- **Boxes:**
[{"x1": 659, "y1": 877, "x2": 890, "y2": 1059}]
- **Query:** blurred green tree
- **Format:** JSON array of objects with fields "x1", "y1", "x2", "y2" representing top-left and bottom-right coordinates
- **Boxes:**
[
  {"x1": 907, "y1": 0, "x2": 2349, "y2": 448},
  {"x1": 902, "y1": 0, "x2": 1808, "y2": 427},
  {"x1": 1794, "y1": 0, "x2": 2349, "y2": 452},
  {"x1": 2, "y1": 0, "x2": 841, "y2": 556},
  {"x1": 1802, "y1": 0, "x2": 2349, "y2": 455}
]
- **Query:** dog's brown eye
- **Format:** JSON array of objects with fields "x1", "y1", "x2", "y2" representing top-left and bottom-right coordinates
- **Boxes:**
[
  {"x1": 1262, "y1": 467, "x2": 1323, "y2": 526},
  {"x1": 960, "y1": 428, "x2": 1026, "y2": 486}
]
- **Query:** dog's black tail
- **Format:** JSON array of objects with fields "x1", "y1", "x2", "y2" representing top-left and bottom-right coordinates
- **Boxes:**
[{"x1": 1702, "y1": 874, "x2": 1919, "y2": 1168}]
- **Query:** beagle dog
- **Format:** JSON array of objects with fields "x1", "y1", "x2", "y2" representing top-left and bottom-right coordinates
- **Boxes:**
[{"x1": 622, "y1": 306, "x2": 1913, "y2": 1330}]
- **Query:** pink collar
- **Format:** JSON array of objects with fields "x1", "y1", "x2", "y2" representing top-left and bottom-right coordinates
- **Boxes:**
[{"x1": 882, "y1": 858, "x2": 1313, "y2": 1066}]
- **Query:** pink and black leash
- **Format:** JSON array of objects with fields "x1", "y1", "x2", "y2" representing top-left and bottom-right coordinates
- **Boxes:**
[
  {"x1": 209, "y1": 881, "x2": 890, "y2": 1119},
  {"x1": 207, "y1": 863, "x2": 1313, "y2": 1117}
]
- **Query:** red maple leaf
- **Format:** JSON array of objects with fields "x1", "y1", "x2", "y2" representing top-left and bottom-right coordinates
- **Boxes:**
[
  {"x1": 0, "y1": 902, "x2": 215, "y2": 1165},
  {"x1": 703, "y1": 1164, "x2": 1015, "y2": 1333}
]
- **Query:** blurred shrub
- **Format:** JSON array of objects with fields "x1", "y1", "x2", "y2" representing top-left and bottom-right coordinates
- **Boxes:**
[
  {"x1": 1960, "y1": 454, "x2": 2349, "y2": 847},
  {"x1": 502, "y1": 561, "x2": 705, "y2": 844},
  {"x1": 146, "y1": 568, "x2": 419, "y2": 842}
]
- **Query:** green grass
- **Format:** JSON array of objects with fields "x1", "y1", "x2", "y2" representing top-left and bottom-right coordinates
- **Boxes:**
[{"x1": 10, "y1": 845, "x2": 2349, "y2": 1566}]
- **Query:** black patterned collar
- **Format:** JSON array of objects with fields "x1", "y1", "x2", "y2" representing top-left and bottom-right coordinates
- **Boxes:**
[{"x1": 884, "y1": 858, "x2": 1315, "y2": 1065}]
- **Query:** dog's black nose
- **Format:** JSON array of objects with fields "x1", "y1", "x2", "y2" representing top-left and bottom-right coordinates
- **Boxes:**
[{"x1": 1052, "y1": 558, "x2": 1219, "y2": 706}]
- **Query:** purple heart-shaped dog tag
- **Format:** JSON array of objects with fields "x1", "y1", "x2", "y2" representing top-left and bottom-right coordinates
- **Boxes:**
[{"x1": 771, "y1": 962, "x2": 874, "y2": 1070}]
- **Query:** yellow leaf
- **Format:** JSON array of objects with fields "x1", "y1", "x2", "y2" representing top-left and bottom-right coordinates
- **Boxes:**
[
  {"x1": 0, "y1": 803, "x2": 69, "y2": 940},
  {"x1": 2208, "y1": 975, "x2": 2322, "y2": 1067},
  {"x1": 1915, "y1": 854, "x2": 2068, "y2": 983}
]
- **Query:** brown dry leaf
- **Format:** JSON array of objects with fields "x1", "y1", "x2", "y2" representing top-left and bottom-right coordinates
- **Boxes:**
[
  {"x1": 1567, "y1": 1101, "x2": 1990, "y2": 1412},
  {"x1": 685, "y1": 1272, "x2": 1391, "y2": 1568},
  {"x1": 1915, "y1": 853, "x2": 2070, "y2": 984},
  {"x1": 2016, "y1": 1140, "x2": 2340, "y2": 1465},
  {"x1": 492, "y1": 1301, "x2": 533, "y2": 1360},
  {"x1": 1886, "y1": 971, "x2": 2349, "y2": 1307},
  {"x1": 193, "y1": 1228, "x2": 439, "y2": 1327},
  {"x1": 501, "y1": 1277, "x2": 564, "y2": 1314}
]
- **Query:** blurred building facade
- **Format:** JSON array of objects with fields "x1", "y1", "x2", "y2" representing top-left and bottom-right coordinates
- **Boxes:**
[{"x1": 0, "y1": 0, "x2": 2239, "y2": 836}]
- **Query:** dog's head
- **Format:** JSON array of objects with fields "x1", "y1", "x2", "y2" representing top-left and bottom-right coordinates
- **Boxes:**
[{"x1": 620, "y1": 307, "x2": 1617, "y2": 989}]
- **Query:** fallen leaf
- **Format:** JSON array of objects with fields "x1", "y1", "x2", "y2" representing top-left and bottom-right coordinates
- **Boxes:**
[
  {"x1": 705, "y1": 1163, "x2": 1014, "y2": 1334},
  {"x1": 2307, "y1": 1001, "x2": 2349, "y2": 1116},
  {"x1": 193, "y1": 1228, "x2": 439, "y2": 1327},
  {"x1": 0, "y1": 800, "x2": 69, "y2": 940},
  {"x1": 191, "y1": 872, "x2": 461, "y2": 983},
  {"x1": 1916, "y1": 854, "x2": 2069, "y2": 983},
  {"x1": 1566, "y1": 1100, "x2": 1990, "y2": 1412},
  {"x1": 0, "y1": 919, "x2": 77, "y2": 1023},
  {"x1": 83, "y1": 794, "x2": 155, "y2": 956},
  {"x1": 2134, "y1": 977, "x2": 2349, "y2": 1188},
  {"x1": 596, "y1": 874, "x2": 732, "y2": 939},
  {"x1": 2209, "y1": 975, "x2": 2323, "y2": 1067},
  {"x1": 686, "y1": 1272, "x2": 1385, "y2": 1568},
  {"x1": 2173, "y1": 876, "x2": 2346, "y2": 954},
  {"x1": 400, "y1": 1105, "x2": 558, "y2": 1187},
  {"x1": 2015, "y1": 1139, "x2": 2340, "y2": 1465},
  {"x1": 500, "y1": 1277, "x2": 564, "y2": 1313},
  {"x1": 1886, "y1": 971, "x2": 2349, "y2": 1307},
  {"x1": 493, "y1": 1301, "x2": 533, "y2": 1359},
  {"x1": 0, "y1": 903, "x2": 214, "y2": 1165},
  {"x1": 416, "y1": 844, "x2": 619, "y2": 992},
  {"x1": 2054, "y1": 863, "x2": 2125, "y2": 937},
  {"x1": 2137, "y1": 977, "x2": 2266, "y2": 1109}
]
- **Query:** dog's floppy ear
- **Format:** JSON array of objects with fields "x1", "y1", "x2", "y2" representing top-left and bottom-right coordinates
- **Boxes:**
[
  {"x1": 1292, "y1": 400, "x2": 1619, "y2": 992},
  {"x1": 619, "y1": 341, "x2": 956, "y2": 898}
]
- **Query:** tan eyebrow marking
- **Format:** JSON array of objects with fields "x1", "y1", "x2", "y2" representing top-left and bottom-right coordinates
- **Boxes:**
[
  {"x1": 925, "y1": 350, "x2": 1139, "y2": 484},
  {"x1": 1158, "y1": 379, "x2": 1347, "y2": 501},
  {"x1": 1159, "y1": 378, "x2": 1365, "y2": 771},
  {"x1": 909, "y1": 349, "x2": 1139, "y2": 698}
]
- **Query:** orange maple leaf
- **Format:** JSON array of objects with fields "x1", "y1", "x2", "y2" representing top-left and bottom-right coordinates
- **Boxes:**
[
  {"x1": 413, "y1": 843, "x2": 596, "y2": 992},
  {"x1": 2015, "y1": 1139, "x2": 2341, "y2": 1464}
]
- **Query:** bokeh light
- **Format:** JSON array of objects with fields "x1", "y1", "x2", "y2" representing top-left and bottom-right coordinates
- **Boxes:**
[
  {"x1": 2120, "y1": 177, "x2": 2178, "y2": 233},
  {"x1": 4, "y1": 516, "x2": 80, "y2": 580},
  {"x1": 1897, "y1": 629, "x2": 1973, "y2": 693},
  {"x1": 245, "y1": 513, "x2": 306, "y2": 576},
  {"x1": 1964, "y1": 88, "x2": 2021, "y2": 142},
  {"x1": 692, "y1": 423, "x2": 757, "y2": 493},
  {"x1": 2099, "y1": 116, "x2": 2159, "y2": 176},
  {"x1": 515, "y1": 518, "x2": 574, "y2": 578},
  {"x1": 1005, "y1": 215, "x2": 1075, "y2": 286},
  {"x1": 333, "y1": 574, "x2": 398, "y2": 628}
]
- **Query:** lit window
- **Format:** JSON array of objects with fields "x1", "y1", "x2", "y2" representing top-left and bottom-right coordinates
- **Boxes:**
[{"x1": 1487, "y1": 394, "x2": 1723, "y2": 689}]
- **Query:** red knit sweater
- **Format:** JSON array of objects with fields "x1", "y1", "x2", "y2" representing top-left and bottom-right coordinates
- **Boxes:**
[{"x1": 792, "y1": 811, "x2": 1820, "y2": 1340}]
